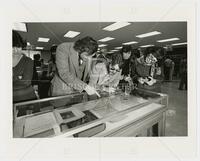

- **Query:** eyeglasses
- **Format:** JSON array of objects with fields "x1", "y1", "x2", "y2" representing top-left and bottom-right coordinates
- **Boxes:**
[{"x1": 110, "y1": 67, "x2": 120, "y2": 73}]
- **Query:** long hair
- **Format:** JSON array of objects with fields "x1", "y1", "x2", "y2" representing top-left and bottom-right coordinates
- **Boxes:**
[
  {"x1": 120, "y1": 45, "x2": 132, "y2": 59},
  {"x1": 111, "y1": 53, "x2": 123, "y2": 68}
]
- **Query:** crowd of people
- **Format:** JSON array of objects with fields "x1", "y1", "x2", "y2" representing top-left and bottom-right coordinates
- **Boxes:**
[{"x1": 13, "y1": 30, "x2": 187, "y2": 115}]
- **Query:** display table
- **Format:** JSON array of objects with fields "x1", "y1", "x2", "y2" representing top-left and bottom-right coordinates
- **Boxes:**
[{"x1": 13, "y1": 89, "x2": 168, "y2": 138}]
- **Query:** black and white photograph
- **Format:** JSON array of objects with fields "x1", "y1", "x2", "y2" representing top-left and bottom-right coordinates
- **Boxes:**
[
  {"x1": 0, "y1": 0, "x2": 199, "y2": 161},
  {"x1": 13, "y1": 22, "x2": 187, "y2": 138}
]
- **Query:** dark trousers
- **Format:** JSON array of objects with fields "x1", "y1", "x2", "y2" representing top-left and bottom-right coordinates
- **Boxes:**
[
  {"x1": 164, "y1": 67, "x2": 170, "y2": 81},
  {"x1": 179, "y1": 72, "x2": 187, "y2": 90}
]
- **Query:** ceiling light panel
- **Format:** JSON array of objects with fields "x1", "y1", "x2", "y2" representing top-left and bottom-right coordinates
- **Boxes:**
[
  {"x1": 157, "y1": 38, "x2": 180, "y2": 43},
  {"x1": 64, "y1": 31, "x2": 80, "y2": 38},
  {"x1": 122, "y1": 41, "x2": 138, "y2": 45},
  {"x1": 36, "y1": 47, "x2": 44, "y2": 50},
  {"x1": 110, "y1": 50, "x2": 118, "y2": 52},
  {"x1": 171, "y1": 42, "x2": 187, "y2": 46},
  {"x1": 98, "y1": 37, "x2": 115, "y2": 42},
  {"x1": 13, "y1": 22, "x2": 27, "y2": 32},
  {"x1": 140, "y1": 44, "x2": 154, "y2": 48},
  {"x1": 136, "y1": 31, "x2": 161, "y2": 38},
  {"x1": 103, "y1": 22, "x2": 131, "y2": 31},
  {"x1": 98, "y1": 44, "x2": 107, "y2": 47},
  {"x1": 38, "y1": 37, "x2": 50, "y2": 42},
  {"x1": 115, "y1": 46, "x2": 122, "y2": 49}
]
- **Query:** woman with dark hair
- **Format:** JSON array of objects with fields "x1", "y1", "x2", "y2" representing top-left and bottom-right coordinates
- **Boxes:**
[
  {"x1": 119, "y1": 45, "x2": 138, "y2": 87},
  {"x1": 13, "y1": 30, "x2": 36, "y2": 102},
  {"x1": 51, "y1": 36, "x2": 100, "y2": 97},
  {"x1": 13, "y1": 30, "x2": 37, "y2": 115}
]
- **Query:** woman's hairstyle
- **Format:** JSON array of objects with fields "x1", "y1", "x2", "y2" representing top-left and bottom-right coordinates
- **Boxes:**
[
  {"x1": 74, "y1": 36, "x2": 98, "y2": 55},
  {"x1": 121, "y1": 45, "x2": 132, "y2": 54},
  {"x1": 111, "y1": 53, "x2": 123, "y2": 68},
  {"x1": 132, "y1": 49, "x2": 140, "y2": 58},
  {"x1": 12, "y1": 30, "x2": 26, "y2": 48}
]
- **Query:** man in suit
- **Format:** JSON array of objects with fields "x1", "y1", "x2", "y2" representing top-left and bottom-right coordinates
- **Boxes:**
[{"x1": 51, "y1": 36, "x2": 100, "y2": 97}]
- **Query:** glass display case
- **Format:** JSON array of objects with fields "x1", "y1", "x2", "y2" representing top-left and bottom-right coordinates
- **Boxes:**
[{"x1": 13, "y1": 88, "x2": 168, "y2": 138}]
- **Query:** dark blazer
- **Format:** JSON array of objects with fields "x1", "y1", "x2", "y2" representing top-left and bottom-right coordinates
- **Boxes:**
[{"x1": 13, "y1": 55, "x2": 36, "y2": 102}]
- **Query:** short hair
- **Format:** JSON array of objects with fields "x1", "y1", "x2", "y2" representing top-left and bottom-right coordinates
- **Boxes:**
[
  {"x1": 50, "y1": 45, "x2": 57, "y2": 53},
  {"x1": 74, "y1": 36, "x2": 98, "y2": 55},
  {"x1": 12, "y1": 30, "x2": 26, "y2": 48},
  {"x1": 121, "y1": 45, "x2": 132, "y2": 53}
]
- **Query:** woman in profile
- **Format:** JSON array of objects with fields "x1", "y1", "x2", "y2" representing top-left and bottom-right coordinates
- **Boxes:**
[
  {"x1": 13, "y1": 30, "x2": 37, "y2": 115},
  {"x1": 89, "y1": 51, "x2": 123, "y2": 93}
]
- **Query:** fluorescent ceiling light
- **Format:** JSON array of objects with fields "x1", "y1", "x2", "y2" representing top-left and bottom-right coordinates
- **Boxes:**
[
  {"x1": 140, "y1": 44, "x2": 154, "y2": 48},
  {"x1": 171, "y1": 42, "x2": 187, "y2": 46},
  {"x1": 64, "y1": 31, "x2": 80, "y2": 38},
  {"x1": 136, "y1": 31, "x2": 161, "y2": 38},
  {"x1": 36, "y1": 47, "x2": 44, "y2": 50},
  {"x1": 107, "y1": 51, "x2": 114, "y2": 54},
  {"x1": 122, "y1": 41, "x2": 138, "y2": 45},
  {"x1": 27, "y1": 42, "x2": 30, "y2": 46},
  {"x1": 103, "y1": 22, "x2": 131, "y2": 31},
  {"x1": 157, "y1": 38, "x2": 180, "y2": 43},
  {"x1": 98, "y1": 44, "x2": 107, "y2": 47},
  {"x1": 38, "y1": 37, "x2": 50, "y2": 42},
  {"x1": 115, "y1": 46, "x2": 122, "y2": 49},
  {"x1": 110, "y1": 50, "x2": 118, "y2": 52},
  {"x1": 13, "y1": 22, "x2": 27, "y2": 32},
  {"x1": 98, "y1": 37, "x2": 115, "y2": 42}
]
